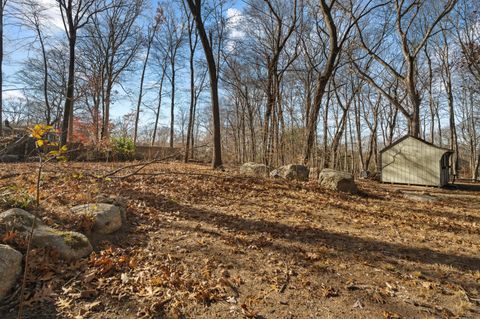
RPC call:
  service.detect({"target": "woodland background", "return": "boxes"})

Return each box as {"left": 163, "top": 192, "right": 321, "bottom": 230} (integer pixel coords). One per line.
{"left": 1, "top": 0, "right": 479, "bottom": 178}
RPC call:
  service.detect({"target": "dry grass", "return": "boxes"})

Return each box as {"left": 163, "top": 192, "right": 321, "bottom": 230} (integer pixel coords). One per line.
{"left": 0, "top": 161, "right": 479, "bottom": 318}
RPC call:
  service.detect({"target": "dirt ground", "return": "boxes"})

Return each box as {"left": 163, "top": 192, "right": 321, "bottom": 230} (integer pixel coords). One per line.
{"left": 0, "top": 162, "right": 479, "bottom": 319}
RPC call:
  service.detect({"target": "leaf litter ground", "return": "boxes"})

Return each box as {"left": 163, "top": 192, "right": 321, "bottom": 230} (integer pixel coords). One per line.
{"left": 0, "top": 162, "right": 479, "bottom": 318}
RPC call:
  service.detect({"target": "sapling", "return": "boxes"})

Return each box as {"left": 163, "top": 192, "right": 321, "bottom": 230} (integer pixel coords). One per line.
{"left": 17, "top": 124, "right": 67, "bottom": 319}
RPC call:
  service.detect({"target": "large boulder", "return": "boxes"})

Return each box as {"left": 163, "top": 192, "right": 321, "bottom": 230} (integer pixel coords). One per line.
{"left": 402, "top": 192, "right": 438, "bottom": 203}
{"left": 32, "top": 228, "right": 92, "bottom": 260}
{"left": 0, "top": 208, "right": 92, "bottom": 260}
{"left": 0, "top": 208, "right": 39, "bottom": 232}
{"left": 0, "top": 245, "right": 22, "bottom": 300}
{"left": 94, "top": 194, "right": 127, "bottom": 222}
{"left": 240, "top": 162, "right": 271, "bottom": 177}
{"left": 309, "top": 167, "right": 321, "bottom": 180}
{"left": 318, "top": 169, "right": 358, "bottom": 194}
{"left": 270, "top": 164, "right": 309, "bottom": 181}
{"left": 71, "top": 203, "right": 123, "bottom": 234}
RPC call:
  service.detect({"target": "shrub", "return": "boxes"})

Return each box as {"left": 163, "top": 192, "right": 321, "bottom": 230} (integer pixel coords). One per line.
{"left": 111, "top": 137, "right": 135, "bottom": 161}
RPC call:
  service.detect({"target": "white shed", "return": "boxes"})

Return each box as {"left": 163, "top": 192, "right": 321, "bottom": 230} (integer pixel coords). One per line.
{"left": 380, "top": 135, "right": 453, "bottom": 187}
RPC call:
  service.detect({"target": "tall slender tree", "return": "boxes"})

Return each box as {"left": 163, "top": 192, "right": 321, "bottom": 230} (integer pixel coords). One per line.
{"left": 185, "top": 0, "right": 222, "bottom": 168}
{"left": 57, "top": 0, "right": 109, "bottom": 145}
{"left": 134, "top": 6, "right": 164, "bottom": 145}
{"left": 0, "top": 0, "right": 7, "bottom": 136}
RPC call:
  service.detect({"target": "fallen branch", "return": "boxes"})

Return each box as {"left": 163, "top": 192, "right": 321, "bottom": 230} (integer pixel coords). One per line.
{"left": 126, "top": 171, "right": 268, "bottom": 181}
{"left": 101, "top": 152, "right": 181, "bottom": 179}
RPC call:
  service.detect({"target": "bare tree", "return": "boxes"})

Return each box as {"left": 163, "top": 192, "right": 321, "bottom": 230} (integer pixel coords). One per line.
{"left": 185, "top": 0, "right": 223, "bottom": 168}
{"left": 243, "top": 0, "right": 299, "bottom": 165}
{"left": 149, "top": 22, "right": 172, "bottom": 147}
{"left": 17, "top": 45, "right": 68, "bottom": 126}
{"left": 94, "top": 0, "right": 144, "bottom": 141}
{"left": 133, "top": 5, "right": 164, "bottom": 145}
{"left": 150, "top": 53, "right": 168, "bottom": 146}
{"left": 0, "top": 0, "right": 7, "bottom": 135}
{"left": 181, "top": 0, "right": 208, "bottom": 162}
{"left": 435, "top": 27, "right": 459, "bottom": 176}
{"left": 353, "top": 0, "right": 457, "bottom": 139}
{"left": 455, "top": 0, "right": 480, "bottom": 179}
{"left": 160, "top": 2, "right": 186, "bottom": 148}
{"left": 16, "top": 0, "right": 54, "bottom": 124}
{"left": 302, "top": 0, "right": 380, "bottom": 164}
{"left": 57, "top": 0, "right": 109, "bottom": 145}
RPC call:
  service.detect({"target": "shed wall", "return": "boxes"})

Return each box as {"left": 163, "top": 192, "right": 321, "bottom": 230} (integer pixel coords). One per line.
{"left": 381, "top": 137, "right": 445, "bottom": 186}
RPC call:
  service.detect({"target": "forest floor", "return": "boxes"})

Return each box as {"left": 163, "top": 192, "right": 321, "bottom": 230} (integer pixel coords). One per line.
{"left": 0, "top": 161, "right": 479, "bottom": 319}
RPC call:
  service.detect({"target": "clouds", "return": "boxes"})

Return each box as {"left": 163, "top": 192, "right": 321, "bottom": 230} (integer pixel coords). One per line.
{"left": 226, "top": 8, "right": 245, "bottom": 40}
{"left": 3, "top": 90, "right": 26, "bottom": 101}
{"left": 36, "top": 0, "right": 65, "bottom": 32}
{"left": 225, "top": 7, "right": 245, "bottom": 52}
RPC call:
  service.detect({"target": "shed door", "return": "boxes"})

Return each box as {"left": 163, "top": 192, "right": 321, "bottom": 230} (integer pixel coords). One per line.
{"left": 440, "top": 154, "right": 450, "bottom": 186}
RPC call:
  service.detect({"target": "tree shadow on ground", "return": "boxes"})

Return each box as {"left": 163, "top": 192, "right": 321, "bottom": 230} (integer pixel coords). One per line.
{"left": 126, "top": 188, "right": 480, "bottom": 274}
{"left": 0, "top": 299, "right": 60, "bottom": 319}
{"left": 327, "top": 199, "right": 480, "bottom": 235}
{"left": 446, "top": 182, "right": 480, "bottom": 192}
{"left": 123, "top": 187, "right": 480, "bottom": 299}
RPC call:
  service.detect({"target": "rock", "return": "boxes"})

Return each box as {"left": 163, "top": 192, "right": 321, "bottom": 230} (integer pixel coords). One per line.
{"left": 403, "top": 192, "right": 438, "bottom": 203}
{"left": 318, "top": 169, "right": 358, "bottom": 194}
{"left": 94, "top": 195, "right": 127, "bottom": 222}
{"left": 0, "top": 244, "right": 22, "bottom": 300}
{"left": 270, "top": 164, "right": 309, "bottom": 181}
{"left": 32, "top": 228, "right": 92, "bottom": 260}
{"left": 0, "top": 208, "right": 42, "bottom": 232}
{"left": 309, "top": 167, "right": 320, "bottom": 180}
{"left": 240, "top": 162, "right": 271, "bottom": 177}
{"left": 0, "top": 208, "right": 92, "bottom": 260}
{"left": 71, "top": 203, "right": 123, "bottom": 234}
{"left": 0, "top": 154, "right": 20, "bottom": 163}
{"left": 359, "top": 170, "right": 369, "bottom": 179}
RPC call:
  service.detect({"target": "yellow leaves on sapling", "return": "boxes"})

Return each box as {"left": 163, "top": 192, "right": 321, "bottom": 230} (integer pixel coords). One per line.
{"left": 30, "top": 124, "right": 68, "bottom": 161}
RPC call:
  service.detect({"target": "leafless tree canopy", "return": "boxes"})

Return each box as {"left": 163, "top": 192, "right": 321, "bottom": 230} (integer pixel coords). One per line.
{"left": 2, "top": 0, "right": 480, "bottom": 178}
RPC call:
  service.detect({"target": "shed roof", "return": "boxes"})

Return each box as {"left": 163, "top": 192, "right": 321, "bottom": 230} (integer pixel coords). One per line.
{"left": 379, "top": 135, "right": 453, "bottom": 154}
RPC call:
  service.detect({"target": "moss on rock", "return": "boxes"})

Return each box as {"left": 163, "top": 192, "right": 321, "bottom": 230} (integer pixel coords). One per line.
{"left": 60, "top": 231, "right": 90, "bottom": 250}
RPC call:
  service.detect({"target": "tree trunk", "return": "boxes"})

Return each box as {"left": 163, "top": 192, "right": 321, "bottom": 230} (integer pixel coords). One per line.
{"left": 185, "top": 25, "right": 197, "bottom": 162}
{"left": 425, "top": 47, "right": 435, "bottom": 143}
{"left": 152, "top": 67, "right": 166, "bottom": 146}
{"left": 263, "top": 59, "right": 275, "bottom": 165}
{"left": 68, "top": 104, "right": 73, "bottom": 142}
{"left": 447, "top": 80, "right": 458, "bottom": 176}
{"left": 32, "top": 22, "right": 51, "bottom": 125}
{"left": 303, "top": 0, "right": 339, "bottom": 164}
{"left": 405, "top": 55, "right": 421, "bottom": 138}
{"left": 475, "top": 154, "right": 480, "bottom": 181}
{"left": 169, "top": 64, "right": 175, "bottom": 148}
{"left": 245, "top": 87, "right": 255, "bottom": 162}
{"left": 322, "top": 89, "right": 331, "bottom": 168}
{"left": 134, "top": 33, "right": 154, "bottom": 145}
{"left": 101, "top": 80, "right": 113, "bottom": 141}
{"left": 304, "top": 75, "right": 332, "bottom": 165}
{"left": 354, "top": 96, "right": 365, "bottom": 173}
{"left": 0, "top": 1, "right": 5, "bottom": 136}
{"left": 330, "top": 109, "right": 348, "bottom": 168}
{"left": 190, "top": 101, "right": 196, "bottom": 159}
{"left": 186, "top": 0, "right": 222, "bottom": 169}
{"left": 61, "top": 32, "right": 76, "bottom": 146}
{"left": 409, "top": 98, "right": 421, "bottom": 138}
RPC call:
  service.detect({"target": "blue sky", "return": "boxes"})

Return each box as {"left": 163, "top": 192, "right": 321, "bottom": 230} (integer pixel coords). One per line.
{"left": 3, "top": 0, "right": 243, "bottom": 130}
{"left": 3, "top": 0, "right": 163, "bottom": 123}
